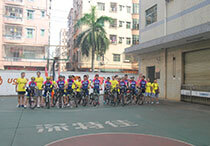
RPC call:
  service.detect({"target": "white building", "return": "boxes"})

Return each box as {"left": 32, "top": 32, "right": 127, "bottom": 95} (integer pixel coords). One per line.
{"left": 125, "top": 0, "right": 210, "bottom": 104}
{"left": 67, "top": 0, "right": 139, "bottom": 73}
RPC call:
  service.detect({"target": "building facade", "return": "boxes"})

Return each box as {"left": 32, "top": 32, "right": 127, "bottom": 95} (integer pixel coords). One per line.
{"left": 0, "top": 0, "right": 50, "bottom": 71}
{"left": 55, "top": 28, "right": 68, "bottom": 72}
{"left": 67, "top": 0, "right": 139, "bottom": 73}
{"left": 125, "top": 0, "right": 210, "bottom": 104}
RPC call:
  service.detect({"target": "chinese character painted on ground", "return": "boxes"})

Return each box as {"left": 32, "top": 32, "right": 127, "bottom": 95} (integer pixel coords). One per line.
{"left": 72, "top": 122, "right": 104, "bottom": 130}
{"left": 36, "top": 123, "right": 69, "bottom": 133}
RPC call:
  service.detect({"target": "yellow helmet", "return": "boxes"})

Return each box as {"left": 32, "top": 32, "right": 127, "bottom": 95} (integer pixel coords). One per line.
{"left": 46, "top": 77, "right": 50, "bottom": 80}
{"left": 31, "top": 77, "right": 35, "bottom": 80}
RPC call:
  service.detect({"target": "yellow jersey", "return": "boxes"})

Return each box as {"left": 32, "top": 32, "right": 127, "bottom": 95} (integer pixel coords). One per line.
{"left": 16, "top": 78, "right": 27, "bottom": 92}
{"left": 152, "top": 83, "right": 159, "bottom": 94}
{"left": 35, "top": 77, "right": 44, "bottom": 90}
{"left": 75, "top": 81, "right": 82, "bottom": 92}
{"left": 146, "top": 82, "right": 152, "bottom": 93}
{"left": 111, "top": 80, "right": 119, "bottom": 89}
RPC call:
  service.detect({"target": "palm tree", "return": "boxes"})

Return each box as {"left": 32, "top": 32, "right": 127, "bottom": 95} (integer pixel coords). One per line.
{"left": 75, "top": 6, "right": 113, "bottom": 72}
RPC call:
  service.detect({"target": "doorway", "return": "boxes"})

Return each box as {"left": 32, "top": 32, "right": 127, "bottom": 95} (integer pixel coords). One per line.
{"left": 147, "top": 66, "right": 155, "bottom": 83}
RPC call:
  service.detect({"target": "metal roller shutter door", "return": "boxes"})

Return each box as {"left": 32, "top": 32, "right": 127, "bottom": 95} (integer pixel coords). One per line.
{"left": 184, "top": 48, "right": 210, "bottom": 86}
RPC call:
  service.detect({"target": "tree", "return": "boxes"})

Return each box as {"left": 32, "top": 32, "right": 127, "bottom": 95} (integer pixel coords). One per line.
{"left": 75, "top": 6, "right": 113, "bottom": 72}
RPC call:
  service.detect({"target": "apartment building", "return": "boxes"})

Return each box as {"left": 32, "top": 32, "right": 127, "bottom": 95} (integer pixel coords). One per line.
{"left": 66, "top": 0, "right": 139, "bottom": 73}
{"left": 125, "top": 0, "right": 210, "bottom": 104}
{"left": 55, "top": 28, "right": 68, "bottom": 72}
{"left": 0, "top": 0, "right": 50, "bottom": 71}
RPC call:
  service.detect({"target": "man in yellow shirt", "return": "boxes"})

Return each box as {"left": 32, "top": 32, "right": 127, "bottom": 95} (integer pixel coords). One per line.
{"left": 151, "top": 79, "right": 160, "bottom": 104}
{"left": 16, "top": 72, "right": 27, "bottom": 108}
{"left": 35, "top": 71, "right": 44, "bottom": 108}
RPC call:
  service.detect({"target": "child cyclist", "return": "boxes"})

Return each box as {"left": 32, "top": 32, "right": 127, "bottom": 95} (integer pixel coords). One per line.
{"left": 139, "top": 75, "right": 147, "bottom": 97}
{"left": 42, "top": 77, "right": 54, "bottom": 105}
{"left": 25, "top": 77, "right": 37, "bottom": 108}
{"left": 75, "top": 76, "right": 82, "bottom": 104}
{"left": 81, "top": 75, "right": 90, "bottom": 104}
{"left": 104, "top": 77, "right": 112, "bottom": 104}
{"left": 151, "top": 79, "right": 160, "bottom": 104}
{"left": 56, "top": 75, "right": 66, "bottom": 101}
{"left": 145, "top": 78, "right": 152, "bottom": 104}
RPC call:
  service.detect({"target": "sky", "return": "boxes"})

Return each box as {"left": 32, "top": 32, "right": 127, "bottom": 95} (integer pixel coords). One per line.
{"left": 50, "top": 0, "right": 73, "bottom": 56}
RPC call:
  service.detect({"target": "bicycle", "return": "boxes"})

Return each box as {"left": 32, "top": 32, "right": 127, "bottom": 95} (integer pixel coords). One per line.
{"left": 27, "top": 87, "right": 37, "bottom": 109}
{"left": 67, "top": 89, "right": 78, "bottom": 108}
{"left": 81, "top": 88, "right": 89, "bottom": 106}
{"left": 54, "top": 88, "right": 65, "bottom": 108}
{"left": 45, "top": 87, "right": 52, "bottom": 109}
{"left": 136, "top": 88, "right": 145, "bottom": 105}
{"left": 90, "top": 88, "right": 100, "bottom": 107}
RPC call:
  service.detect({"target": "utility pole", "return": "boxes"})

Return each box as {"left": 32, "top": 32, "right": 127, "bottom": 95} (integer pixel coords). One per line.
{"left": 47, "top": 0, "right": 52, "bottom": 71}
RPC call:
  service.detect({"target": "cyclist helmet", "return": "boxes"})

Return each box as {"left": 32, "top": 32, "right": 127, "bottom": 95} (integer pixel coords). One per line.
{"left": 46, "top": 77, "right": 50, "bottom": 80}
{"left": 58, "top": 75, "right": 62, "bottom": 78}
{"left": 130, "top": 76, "right": 135, "bottom": 79}
{"left": 68, "top": 75, "right": 72, "bottom": 78}
{"left": 31, "top": 77, "right": 35, "bottom": 80}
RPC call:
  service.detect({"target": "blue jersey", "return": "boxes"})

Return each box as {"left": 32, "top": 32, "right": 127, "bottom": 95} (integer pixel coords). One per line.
{"left": 105, "top": 81, "right": 111, "bottom": 89}
{"left": 56, "top": 80, "right": 65, "bottom": 89}
{"left": 93, "top": 79, "right": 100, "bottom": 89}
{"left": 119, "top": 81, "right": 127, "bottom": 88}
{"left": 82, "top": 80, "right": 89, "bottom": 89}
{"left": 67, "top": 79, "right": 74, "bottom": 89}
{"left": 130, "top": 80, "right": 137, "bottom": 89}
{"left": 140, "top": 80, "right": 147, "bottom": 89}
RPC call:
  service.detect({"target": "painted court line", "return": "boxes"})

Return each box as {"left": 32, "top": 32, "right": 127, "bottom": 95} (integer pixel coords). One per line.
{"left": 46, "top": 132, "right": 194, "bottom": 146}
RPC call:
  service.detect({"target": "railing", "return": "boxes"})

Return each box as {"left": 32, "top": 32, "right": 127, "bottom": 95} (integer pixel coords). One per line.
{"left": 3, "top": 35, "right": 22, "bottom": 40}
{"left": 4, "top": 57, "right": 46, "bottom": 62}
{"left": 4, "top": 15, "right": 23, "bottom": 21}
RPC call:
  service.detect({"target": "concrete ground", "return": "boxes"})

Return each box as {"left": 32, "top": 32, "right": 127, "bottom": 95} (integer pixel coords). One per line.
{"left": 0, "top": 97, "right": 210, "bottom": 146}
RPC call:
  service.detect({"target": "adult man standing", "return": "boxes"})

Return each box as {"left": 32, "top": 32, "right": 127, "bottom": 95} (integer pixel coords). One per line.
{"left": 35, "top": 71, "right": 44, "bottom": 108}
{"left": 16, "top": 72, "right": 27, "bottom": 108}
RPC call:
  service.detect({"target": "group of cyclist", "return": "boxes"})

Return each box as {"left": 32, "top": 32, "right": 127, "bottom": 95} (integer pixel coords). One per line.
{"left": 15, "top": 71, "right": 160, "bottom": 109}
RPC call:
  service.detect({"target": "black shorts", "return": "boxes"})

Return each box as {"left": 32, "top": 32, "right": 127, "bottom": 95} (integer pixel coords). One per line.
{"left": 18, "top": 92, "right": 26, "bottom": 95}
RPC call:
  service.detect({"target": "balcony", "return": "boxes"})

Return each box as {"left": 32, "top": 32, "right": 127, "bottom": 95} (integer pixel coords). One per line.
{"left": 4, "top": 6, "right": 23, "bottom": 24}
{"left": 4, "top": 0, "right": 24, "bottom": 6}
{"left": 3, "top": 25, "right": 23, "bottom": 43}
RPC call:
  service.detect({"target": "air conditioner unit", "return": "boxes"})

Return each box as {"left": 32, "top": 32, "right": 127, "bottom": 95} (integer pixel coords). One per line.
{"left": 124, "top": 60, "right": 130, "bottom": 63}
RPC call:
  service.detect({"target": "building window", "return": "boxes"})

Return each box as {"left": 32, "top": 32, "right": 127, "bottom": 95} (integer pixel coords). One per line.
{"left": 133, "top": 3, "right": 139, "bottom": 14}
{"left": 113, "top": 54, "right": 121, "bottom": 62}
{"left": 110, "top": 2, "right": 117, "bottom": 12}
{"left": 127, "top": 6, "right": 131, "bottom": 13}
{"left": 119, "top": 37, "right": 123, "bottom": 44}
{"left": 119, "top": 5, "right": 123, "bottom": 11}
{"left": 132, "top": 35, "right": 139, "bottom": 45}
{"left": 41, "top": 11, "right": 45, "bottom": 17}
{"left": 4, "top": 6, "right": 23, "bottom": 20}
{"left": 119, "top": 21, "right": 123, "bottom": 27}
{"left": 110, "top": 19, "right": 117, "bottom": 28}
{"left": 41, "top": 29, "right": 45, "bottom": 36}
{"left": 97, "top": 2, "right": 105, "bottom": 11}
{"left": 27, "top": 10, "right": 34, "bottom": 20}
{"left": 126, "top": 22, "right": 131, "bottom": 29}
{"left": 27, "top": 28, "right": 34, "bottom": 38}
{"left": 110, "top": 35, "right": 117, "bottom": 44}
{"left": 146, "top": 4, "right": 157, "bottom": 26}
{"left": 126, "top": 37, "right": 131, "bottom": 45}
{"left": 132, "top": 19, "right": 139, "bottom": 30}
{"left": 4, "top": 25, "right": 22, "bottom": 39}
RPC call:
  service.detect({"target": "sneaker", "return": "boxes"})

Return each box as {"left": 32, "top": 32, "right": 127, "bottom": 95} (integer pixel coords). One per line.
{"left": 145, "top": 102, "right": 148, "bottom": 104}
{"left": 67, "top": 104, "right": 70, "bottom": 107}
{"left": 24, "top": 105, "right": 27, "bottom": 109}
{"left": 151, "top": 102, "right": 154, "bottom": 104}
{"left": 37, "top": 104, "right": 40, "bottom": 108}
{"left": 156, "top": 102, "right": 159, "bottom": 104}
{"left": 17, "top": 104, "right": 21, "bottom": 108}
{"left": 21, "top": 105, "right": 24, "bottom": 108}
